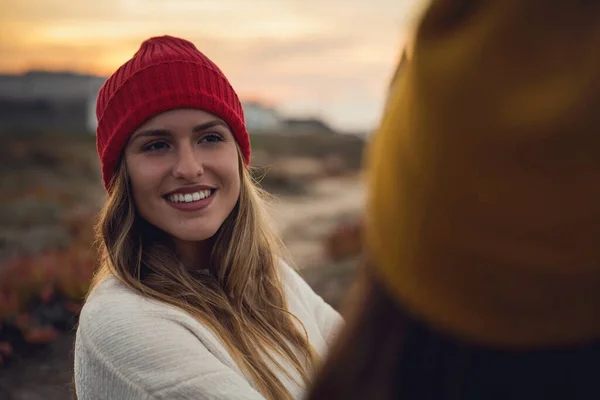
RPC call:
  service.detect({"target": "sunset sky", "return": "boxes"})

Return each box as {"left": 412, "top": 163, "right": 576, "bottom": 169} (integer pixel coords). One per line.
{"left": 1, "top": 0, "right": 426, "bottom": 131}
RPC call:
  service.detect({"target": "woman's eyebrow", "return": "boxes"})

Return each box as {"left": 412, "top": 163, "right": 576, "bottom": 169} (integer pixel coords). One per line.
{"left": 131, "top": 129, "right": 172, "bottom": 140}
{"left": 131, "top": 119, "right": 229, "bottom": 141}
{"left": 192, "top": 120, "right": 229, "bottom": 132}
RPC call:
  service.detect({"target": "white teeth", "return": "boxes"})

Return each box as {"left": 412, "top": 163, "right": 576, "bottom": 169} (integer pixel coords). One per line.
{"left": 167, "top": 190, "right": 213, "bottom": 203}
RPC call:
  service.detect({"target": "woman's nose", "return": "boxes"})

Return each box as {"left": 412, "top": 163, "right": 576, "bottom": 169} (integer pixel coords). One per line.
{"left": 172, "top": 143, "right": 203, "bottom": 180}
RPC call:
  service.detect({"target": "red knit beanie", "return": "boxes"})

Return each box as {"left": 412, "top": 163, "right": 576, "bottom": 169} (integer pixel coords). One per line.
{"left": 95, "top": 35, "right": 250, "bottom": 191}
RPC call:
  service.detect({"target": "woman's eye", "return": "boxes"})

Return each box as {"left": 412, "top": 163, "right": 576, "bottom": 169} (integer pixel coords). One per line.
{"left": 200, "top": 134, "right": 223, "bottom": 144}
{"left": 142, "top": 141, "right": 169, "bottom": 152}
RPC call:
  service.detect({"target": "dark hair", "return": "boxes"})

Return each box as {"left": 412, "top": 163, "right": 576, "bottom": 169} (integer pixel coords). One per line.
{"left": 308, "top": 262, "right": 600, "bottom": 400}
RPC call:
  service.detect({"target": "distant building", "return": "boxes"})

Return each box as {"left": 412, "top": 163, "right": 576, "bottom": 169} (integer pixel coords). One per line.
{"left": 282, "top": 117, "right": 336, "bottom": 135}
{"left": 0, "top": 71, "right": 105, "bottom": 134}
{"left": 242, "top": 100, "right": 284, "bottom": 133}
{"left": 242, "top": 101, "right": 336, "bottom": 136}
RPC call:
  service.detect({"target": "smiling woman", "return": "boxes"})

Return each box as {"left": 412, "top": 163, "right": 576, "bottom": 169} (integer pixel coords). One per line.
{"left": 124, "top": 110, "right": 240, "bottom": 246}
{"left": 73, "top": 35, "right": 343, "bottom": 400}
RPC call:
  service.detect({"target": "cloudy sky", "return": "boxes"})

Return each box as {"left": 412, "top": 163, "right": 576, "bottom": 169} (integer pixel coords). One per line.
{"left": 1, "top": 0, "right": 427, "bottom": 131}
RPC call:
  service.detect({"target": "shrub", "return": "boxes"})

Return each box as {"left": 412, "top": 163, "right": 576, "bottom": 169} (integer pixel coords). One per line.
{"left": 0, "top": 245, "right": 96, "bottom": 366}
{"left": 325, "top": 219, "right": 363, "bottom": 262}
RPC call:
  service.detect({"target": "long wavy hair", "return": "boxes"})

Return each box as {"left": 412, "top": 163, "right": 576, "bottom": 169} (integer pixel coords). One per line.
{"left": 87, "top": 150, "right": 319, "bottom": 400}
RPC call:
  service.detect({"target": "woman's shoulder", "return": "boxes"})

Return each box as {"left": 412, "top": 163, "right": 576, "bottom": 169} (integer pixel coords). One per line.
{"left": 81, "top": 275, "right": 166, "bottom": 320}
{"left": 277, "top": 259, "right": 344, "bottom": 345}
{"left": 74, "top": 276, "right": 260, "bottom": 399}
{"left": 277, "top": 259, "right": 309, "bottom": 293}
{"left": 76, "top": 275, "right": 193, "bottom": 347}
{"left": 276, "top": 259, "right": 332, "bottom": 314}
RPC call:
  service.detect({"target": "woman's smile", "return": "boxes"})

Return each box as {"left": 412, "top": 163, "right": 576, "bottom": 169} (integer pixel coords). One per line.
{"left": 163, "top": 187, "right": 217, "bottom": 212}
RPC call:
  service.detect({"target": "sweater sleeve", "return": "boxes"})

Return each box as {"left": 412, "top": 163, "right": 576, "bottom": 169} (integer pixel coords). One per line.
{"left": 279, "top": 261, "right": 344, "bottom": 346}
{"left": 74, "top": 289, "right": 266, "bottom": 400}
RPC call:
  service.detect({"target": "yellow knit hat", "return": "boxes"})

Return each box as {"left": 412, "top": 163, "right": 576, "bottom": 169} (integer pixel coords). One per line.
{"left": 364, "top": 0, "right": 600, "bottom": 348}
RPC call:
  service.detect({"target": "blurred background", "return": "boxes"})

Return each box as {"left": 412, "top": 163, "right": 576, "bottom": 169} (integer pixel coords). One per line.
{"left": 0, "top": 0, "right": 425, "bottom": 398}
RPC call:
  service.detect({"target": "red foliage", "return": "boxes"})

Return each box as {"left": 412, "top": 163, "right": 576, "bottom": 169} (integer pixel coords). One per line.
{"left": 0, "top": 214, "right": 98, "bottom": 365}
{"left": 325, "top": 219, "right": 363, "bottom": 261}
{"left": 23, "top": 326, "right": 60, "bottom": 345}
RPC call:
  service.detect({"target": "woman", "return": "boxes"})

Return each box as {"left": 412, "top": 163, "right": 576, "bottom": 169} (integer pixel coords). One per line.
{"left": 308, "top": 0, "right": 600, "bottom": 399}
{"left": 73, "top": 35, "right": 342, "bottom": 400}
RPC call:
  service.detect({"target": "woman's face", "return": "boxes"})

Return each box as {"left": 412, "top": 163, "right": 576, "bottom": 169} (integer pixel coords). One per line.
{"left": 124, "top": 108, "right": 241, "bottom": 242}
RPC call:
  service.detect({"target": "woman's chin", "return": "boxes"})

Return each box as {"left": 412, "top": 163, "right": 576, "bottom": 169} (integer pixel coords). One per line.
{"left": 168, "top": 227, "right": 219, "bottom": 243}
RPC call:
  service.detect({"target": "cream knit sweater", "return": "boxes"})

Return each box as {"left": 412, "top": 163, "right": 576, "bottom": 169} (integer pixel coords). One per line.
{"left": 74, "top": 263, "right": 343, "bottom": 399}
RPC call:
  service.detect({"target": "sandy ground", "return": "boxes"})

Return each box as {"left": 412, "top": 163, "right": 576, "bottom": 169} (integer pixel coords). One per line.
{"left": 0, "top": 175, "right": 364, "bottom": 400}
{"left": 269, "top": 175, "right": 365, "bottom": 269}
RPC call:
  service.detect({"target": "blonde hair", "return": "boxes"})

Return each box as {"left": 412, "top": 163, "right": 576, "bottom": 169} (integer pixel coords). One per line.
{"left": 89, "top": 151, "right": 319, "bottom": 400}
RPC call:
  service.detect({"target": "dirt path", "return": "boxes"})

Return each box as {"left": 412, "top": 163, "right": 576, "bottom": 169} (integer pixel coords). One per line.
{"left": 269, "top": 175, "right": 364, "bottom": 269}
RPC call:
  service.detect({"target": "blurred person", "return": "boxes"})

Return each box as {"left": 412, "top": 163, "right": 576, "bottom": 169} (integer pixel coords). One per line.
{"left": 307, "top": 0, "right": 600, "bottom": 399}
{"left": 73, "top": 35, "right": 342, "bottom": 400}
